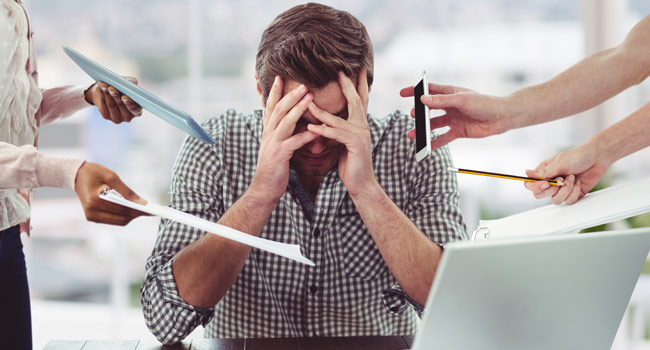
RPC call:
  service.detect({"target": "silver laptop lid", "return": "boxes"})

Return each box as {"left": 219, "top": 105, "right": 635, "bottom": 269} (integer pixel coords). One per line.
{"left": 412, "top": 228, "right": 650, "bottom": 350}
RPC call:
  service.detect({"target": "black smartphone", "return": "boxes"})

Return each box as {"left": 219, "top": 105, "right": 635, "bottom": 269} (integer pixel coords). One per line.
{"left": 414, "top": 71, "right": 430, "bottom": 162}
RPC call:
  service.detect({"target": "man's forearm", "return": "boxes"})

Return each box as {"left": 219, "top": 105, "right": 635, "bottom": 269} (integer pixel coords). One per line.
{"left": 172, "top": 186, "right": 277, "bottom": 308}
{"left": 350, "top": 181, "right": 442, "bottom": 305}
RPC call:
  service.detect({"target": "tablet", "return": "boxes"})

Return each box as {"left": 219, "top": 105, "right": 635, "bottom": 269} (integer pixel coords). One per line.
{"left": 63, "top": 46, "right": 215, "bottom": 144}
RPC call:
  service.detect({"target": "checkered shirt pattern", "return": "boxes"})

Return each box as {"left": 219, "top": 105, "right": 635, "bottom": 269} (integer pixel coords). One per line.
{"left": 141, "top": 108, "right": 467, "bottom": 345}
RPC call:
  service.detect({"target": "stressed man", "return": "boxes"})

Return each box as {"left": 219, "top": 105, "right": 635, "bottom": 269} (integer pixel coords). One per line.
{"left": 141, "top": 2, "right": 466, "bottom": 345}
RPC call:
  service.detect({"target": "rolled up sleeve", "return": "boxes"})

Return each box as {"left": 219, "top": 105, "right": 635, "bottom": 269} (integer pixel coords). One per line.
{"left": 140, "top": 131, "right": 224, "bottom": 344}
{"left": 141, "top": 231, "right": 214, "bottom": 345}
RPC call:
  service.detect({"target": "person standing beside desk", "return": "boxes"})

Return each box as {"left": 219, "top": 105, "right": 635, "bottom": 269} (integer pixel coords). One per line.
{"left": 141, "top": 2, "right": 466, "bottom": 345}
{"left": 1, "top": 0, "right": 148, "bottom": 348}
{"left": 401, "top": 14, "right": 650, "bottom": 205}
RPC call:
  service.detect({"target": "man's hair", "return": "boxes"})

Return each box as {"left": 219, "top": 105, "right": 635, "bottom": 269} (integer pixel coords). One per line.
{"left": 255, "top": 2, "right": 374, "bottom": 101}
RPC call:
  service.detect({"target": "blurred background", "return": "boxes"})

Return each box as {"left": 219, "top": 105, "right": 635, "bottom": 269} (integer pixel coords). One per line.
{"left": 21, "top": 0, "right": 650, "bottom": 348}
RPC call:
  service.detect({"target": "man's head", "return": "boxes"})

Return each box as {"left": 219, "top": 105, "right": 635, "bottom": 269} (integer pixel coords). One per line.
{"left": 255, "top": 2, "right": 374, "bottom": 103}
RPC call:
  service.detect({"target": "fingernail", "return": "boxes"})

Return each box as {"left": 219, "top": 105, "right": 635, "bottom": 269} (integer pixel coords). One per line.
{"left": 109, "top": 88, "right": 118, "bottom": 96}
{"left": 121, "top": 95, "right": 129, "bottom": 102}
{"left": 421, "top": 95, "right": 432, "bottom": 103}
{"left": 541, "top": 182, "right": 550, "bottom": 189}
{"left": 273, "top": 76, "right": 279, "bottom": 85}
{"left": 299, "top": 84, "right": 306, "bottom": 92}
{"left": 100, "top": 85, "right": 107, "bottom": 92}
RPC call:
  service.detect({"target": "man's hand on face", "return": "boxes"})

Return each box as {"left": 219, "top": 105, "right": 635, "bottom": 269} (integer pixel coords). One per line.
{"left": 250, "top": 76, "right": 319, "bottom": 203}
{"left": 307, "top": 68, "right": 377, "bottom": 197}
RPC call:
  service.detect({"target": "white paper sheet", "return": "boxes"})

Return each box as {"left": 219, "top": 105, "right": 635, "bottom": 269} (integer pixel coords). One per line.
{"left": 475, "top": 176, "right": 650, "bottom": 240}
{"left": 100, "top": 189, "right": 314, "bottom": 266}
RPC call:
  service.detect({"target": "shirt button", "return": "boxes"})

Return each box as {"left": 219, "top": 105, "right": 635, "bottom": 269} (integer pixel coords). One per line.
{"left": 313, "top": 228, "right": 321, "bottom": 238}
{"left": 309, "top": 285, "right": 318, "bottom": 295}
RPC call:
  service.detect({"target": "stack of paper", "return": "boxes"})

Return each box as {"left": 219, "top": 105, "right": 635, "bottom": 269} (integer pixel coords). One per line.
{"left": 474, "top": 176, "right": 650, "bottom": 240}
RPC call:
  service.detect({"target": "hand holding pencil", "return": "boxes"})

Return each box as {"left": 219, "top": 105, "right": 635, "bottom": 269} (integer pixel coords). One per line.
{"left": 452, "top": 142, "right": 611, "bottom": 204}
{"left": 452, "top": 142, "right": 609, "bottom": 205}
{"left": 523, "top": 144, "right": 609, "bottom": 205}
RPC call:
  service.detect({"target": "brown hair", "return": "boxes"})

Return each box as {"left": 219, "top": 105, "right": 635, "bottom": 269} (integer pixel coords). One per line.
{"left": 255, "top": 2, "right": 374, "bottom": 101}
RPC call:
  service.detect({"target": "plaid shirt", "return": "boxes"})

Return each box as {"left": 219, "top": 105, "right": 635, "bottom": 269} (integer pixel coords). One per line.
{"left": 141, "top": 109, "right": 467, "bottom": 345}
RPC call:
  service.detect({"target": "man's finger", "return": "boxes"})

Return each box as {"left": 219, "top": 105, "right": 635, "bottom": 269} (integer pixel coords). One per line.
{"left": 284, "top": 130, "right": 319, "bottom": 152}
{"left": 338, "top": 71, "right": 363, "bottom": 123}
{"left": 275, "top": 93, "right": 313, "bottom": 139}
{"left": 307, "top": 123, "right": 355, "bottom": 145}
{"left": 308, "top": 102, "right": 346, "bottom": 130}
{"left": 357, "top": 68, "right": 369, "bottom": 110}
{"left": 264, "top": 76, "right": 283, "bottom": 127}
{"left": 268, "top": 83, "right": 307, "bottom": 131}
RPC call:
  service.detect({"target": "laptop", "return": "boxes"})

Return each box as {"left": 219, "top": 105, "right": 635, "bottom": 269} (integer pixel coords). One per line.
{"left": 411, "top": 228, "right": 650, "bottom": 350}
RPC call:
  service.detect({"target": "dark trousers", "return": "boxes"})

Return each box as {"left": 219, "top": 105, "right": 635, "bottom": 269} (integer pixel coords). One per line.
{"left": 0, "top": 225, "right": 32, "bottom": 350}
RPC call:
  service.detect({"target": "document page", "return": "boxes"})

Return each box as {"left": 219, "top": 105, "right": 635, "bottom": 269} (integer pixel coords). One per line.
{"left": 100, "top": 189, "right": 314, "bottom": 266}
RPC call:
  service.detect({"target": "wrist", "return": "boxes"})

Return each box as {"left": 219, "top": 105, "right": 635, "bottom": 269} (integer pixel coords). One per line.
{"left": 499, "top": 94, "right": 526, "bottom": 132}
{"left": 348, "top": 179, "right": 385, "bottom": 205}
{"left": 245, "top": 181, "right": 282, "bottom": 209}
{"left": 585, "top": 133, "right": 617, "bottom": 169}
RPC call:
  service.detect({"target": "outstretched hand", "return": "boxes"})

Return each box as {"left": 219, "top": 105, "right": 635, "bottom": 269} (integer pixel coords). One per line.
{"left": 85, "top": 78, "right": 143, "bottom": 124}
{"left": 400, "top": 83, "right": 508, "bottom": 151}
{"left": 74, "top": 162, "right": 150, "bottom": 226}
{"left": 523, "top": 143, "right": 609, "bottom": 205}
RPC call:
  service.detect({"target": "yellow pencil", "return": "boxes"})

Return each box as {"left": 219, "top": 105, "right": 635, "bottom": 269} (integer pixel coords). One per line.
{"left": 448, "top": 167, "right": 565, "bottom": 186}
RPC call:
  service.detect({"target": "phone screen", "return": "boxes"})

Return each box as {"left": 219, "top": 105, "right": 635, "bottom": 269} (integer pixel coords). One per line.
{"left": 414, "top": 78, "right": 427, "bottom": 152}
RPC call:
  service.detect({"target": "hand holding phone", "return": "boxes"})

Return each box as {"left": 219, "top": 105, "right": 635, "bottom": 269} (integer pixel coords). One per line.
{"left": 414, "top": 71, "right": 431, "bottom": 162}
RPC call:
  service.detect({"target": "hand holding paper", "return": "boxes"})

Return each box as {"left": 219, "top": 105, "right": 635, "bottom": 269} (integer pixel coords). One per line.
{"left": 99, "top": 189, "right": 314, "bottom": 266}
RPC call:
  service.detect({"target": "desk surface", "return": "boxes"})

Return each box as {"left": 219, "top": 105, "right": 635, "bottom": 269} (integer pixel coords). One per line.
{"left": 44, "top": 336, "right": 414, "bottom": 350}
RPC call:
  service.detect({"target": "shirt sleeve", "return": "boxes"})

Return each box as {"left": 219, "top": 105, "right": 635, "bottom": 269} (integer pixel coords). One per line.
{"left": 36, "top": 85, "right": 90, "bottom": 127}
{"left": 0, "top": 142, "right": 84, "bottom": 189}
{"left": 381, "top": 127, "right": 467, "bottom": 316}
{"left": 140, "top": 127, "right": 225, "bottom": 345}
